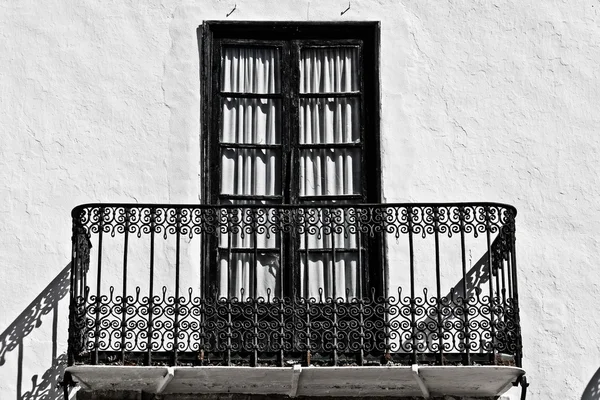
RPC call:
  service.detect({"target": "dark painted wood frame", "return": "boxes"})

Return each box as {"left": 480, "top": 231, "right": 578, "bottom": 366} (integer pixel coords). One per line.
{"left": 199, "top": 21, "right": 383, "bottom": 299}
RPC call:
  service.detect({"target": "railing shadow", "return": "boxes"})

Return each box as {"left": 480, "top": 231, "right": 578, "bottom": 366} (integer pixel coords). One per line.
{"left": 398, "top": 234, "right": 517, "bottom": 362}
{"left": 397, "top": 247, "right": 491, "bottom": 344}
{"left": 582, "top": 367, "right": 600, "bottom": 400}
{"left": 447, "top": 244, "right": 492, "bottom": 303}
{"left": 0, "top": 263, "right": 70, "bottom": 400}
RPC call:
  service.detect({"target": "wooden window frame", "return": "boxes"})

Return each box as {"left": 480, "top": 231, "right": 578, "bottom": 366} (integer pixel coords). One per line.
{"left": 199, "top": 21, "right": 383, "bottom": 298}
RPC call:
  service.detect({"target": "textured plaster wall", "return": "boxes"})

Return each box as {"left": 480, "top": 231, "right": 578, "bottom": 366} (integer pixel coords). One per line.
{"left": 1, "top": 0, "right": 599, "bottom": 399}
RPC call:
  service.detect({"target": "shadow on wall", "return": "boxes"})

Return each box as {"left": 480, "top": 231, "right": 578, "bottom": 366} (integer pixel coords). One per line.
{"left": 400, "top": 237, "right": 508, "bottom": 352}
{"left": 447, "top": 246, "right": 492, "bottom": 301}
{"left": 0, "top": 264, "right": 70, "bottom": 400}
{"left": 582, "top": 367, "right": 600, "bottom": 400}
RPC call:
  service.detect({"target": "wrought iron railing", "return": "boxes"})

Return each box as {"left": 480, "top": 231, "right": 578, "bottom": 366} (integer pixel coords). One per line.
{"left": 68, "top": 203, "right": 522, "bottom": 368}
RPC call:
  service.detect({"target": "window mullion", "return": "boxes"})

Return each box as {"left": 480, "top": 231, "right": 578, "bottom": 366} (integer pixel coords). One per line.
{"left": 357, "top": 42, "right": 367, "bottom": 203}
{"left": 288, "top": 40, "right": 301, "bottom": 205}
{"left": 211, "top": 39, "right": 224, "bottom": 206}
{"left": 287, "top": 40, "right": 302, "bottom": 300}
{"left": 206, "top": 39, "right": 224, "bottom": 293}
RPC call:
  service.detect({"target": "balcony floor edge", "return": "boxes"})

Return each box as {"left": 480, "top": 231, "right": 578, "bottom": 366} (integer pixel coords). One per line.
{"left": 66, "top": 365, "right": 525, "bottom": 398}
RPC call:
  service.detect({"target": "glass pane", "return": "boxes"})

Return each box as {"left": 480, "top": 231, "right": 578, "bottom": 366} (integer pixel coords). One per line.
{"left": 300, "top": 47, "right": 359, "bottom": 93}
{"left": 221, "top": 47, "right": 281, "bottom": 93}
{"left": 300, "top": 252, "right": 358, "bottom": 299}
{"left": 300, "top": 97, "right": 359, "bottom": 144}
{"left": 218, "top": 252, "right": 280, "bottom": 299}
{"left": 221, "top": 98, "right": 281, "bottom": 144}
{"left": 221, "top": 148, "right": 281, "bottom": 196}
{"left": 299, "top": 148, "right": 361, "bottom": 196}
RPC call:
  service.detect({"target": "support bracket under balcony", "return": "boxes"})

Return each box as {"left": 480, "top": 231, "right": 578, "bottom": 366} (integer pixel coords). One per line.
{"left": 156, "top": 367, "right": 175, "bottom": 394}
{"left": 289, "top": 364, "right": 302, "bottom": 397}
{"left": 513, "top": 375, "right": 529, "bottom": 400}
{"left": 411, "top": 364, "right": 430, "bottom": 398}
{"left": 59, "top": 371, "right": 81, "bottom": 400}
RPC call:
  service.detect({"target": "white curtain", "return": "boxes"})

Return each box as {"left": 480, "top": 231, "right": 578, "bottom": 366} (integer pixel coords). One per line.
{"left": 219, "top": 46, "right": 361, "bottom": 300}
{"left": 219, "top": 47, "right": 282, "bottom": 299}
{"left": 299, "top": 48, "right": 361, "bottom": 300}
{"left": 222, "top": 47, "right": 281, "bottom": 94}
{"left": 300, "top": 48, "right": 359, "bottom": 94}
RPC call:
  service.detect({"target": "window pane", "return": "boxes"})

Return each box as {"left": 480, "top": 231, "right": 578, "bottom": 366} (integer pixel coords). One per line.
{"left": 300, "top": 252, "right": 358, "bottom": 299}
{"left": 221, "top": 98, "right": 281, "bottom": 144}
{"left": 217, "top": 201, "right": 281, "bottom": 299}
{"left": 299, "top": 148, "right": 361, "bottom": 196}
{"left": 221, "top": 148, "right": 281, "bottom": 196}
{"left": 218, "top": 252, "right": 280, "bottom": 299}
{"left": 300, "top": 97, "right": 359, "bottom": 144}
{"left": 300, "top": 47, "right": 359, "bottom": 93}
{"left": 221, "top": 47, "right": 281, "bottom": 93}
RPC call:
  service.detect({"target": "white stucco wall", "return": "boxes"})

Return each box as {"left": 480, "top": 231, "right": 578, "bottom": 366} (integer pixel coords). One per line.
{"left": 2, "top": 0, "right": 600, "bottom": 399}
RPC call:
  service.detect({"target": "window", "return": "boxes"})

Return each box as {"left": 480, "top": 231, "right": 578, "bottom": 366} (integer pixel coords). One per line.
{"left": 201, "top": 22, "right": 381, "bottom": 300}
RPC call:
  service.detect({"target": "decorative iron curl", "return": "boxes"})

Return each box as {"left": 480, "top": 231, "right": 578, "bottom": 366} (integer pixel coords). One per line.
{"left": 72, "top": 203, "right": 517, "bottom": 242}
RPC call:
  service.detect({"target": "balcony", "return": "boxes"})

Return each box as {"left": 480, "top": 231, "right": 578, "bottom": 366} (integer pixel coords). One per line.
{"left": 65, "top": 203, "right": 525, "bottom": 398}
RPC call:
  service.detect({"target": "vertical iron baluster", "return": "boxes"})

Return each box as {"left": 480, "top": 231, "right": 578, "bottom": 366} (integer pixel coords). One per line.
{"left": 147, "top": 208, "right": 156, "bottom": 366}
{"left": 407, "top": 207, "right": 417, "bottom": 365}
{"left": 226, "top": 209, "right": 232, "bottom": 365}
{"left": 198, "top": 209, "right": 205, "bottom": 365}
{"left": 279, "top": 209, "right": 285, "bottom": 299}
{"left": 304, "top": 209, "right": 311, "bottom": 365}
{"left": 355, "top": 208, "right": 364, "bottom": 366}
{"left": 305, "top": 298, "right": 311, "bottom": 366}
{"left": 71, "top": 230, "right": 78, "bottom": 307}
{"left": 199, "top": 295, "right": 206, "bottom": 366}
{"left": 506, "top": 241, "right": 514, "bottom": 301}
{"left": 121, "top": 208, "right": 130, "bottom": 363}
{"left": 81, "top": 233, "right": 88, "bottom": 301}
{"left": 303, "top": 213, "right": 311, "bottom": 364}
{"left": 330, "top": 211, "right": 338, "bottom": 366}
{"left": 501, "top": 243, "right": 507, "bottom": 304}
{"left": 355, "top": 208, "right": 363, "bottom": 299}
{"left": 77, "top": 236, "right": 87, "bottom": 351}
{"left": 93, "top": 207, "right": 105, "bottom": 365}
{"left": 509, "top": 227, "right": 522, "bottom": 367}
{"left": 433, "top": 207, "right": 443, "bottom": 365}
{"left": 495, "top": 261, "right": 501, "bottom": 304}
{"left": 278, "top": 290, "right": 284, "bottom": 367}
{"left": 226, "top": 299, "right": 232, "bottom": 366}
{"left": 279, "top": 211, "right": 285, "bottom": 366}
{"left": 485, "top": 207, "right": 496, "bottom": 364}
{"left": 173, "top": 208, "right": 181, "bottom": 366}
{"left": 330, "top": 211, "right": 337, "bottom": 299}
{"left": 68, "top": 218, "right": 79, "bottom": 366}
{"left": 500, "top": 236, "right": 508, "bottom": 358}
{"left": 199, "top": 209, "right": 204, "bottom": 299}
{"left": 304, "top": 229, "right": 309, "bottom": 300}
{"left": 385, "top": 207, "right": 397, "bottom": 362}
{"left": 252, "top": 208, "right": 258, "bottom": 298}
{"left": 252, "top": 209, "right": 258, "bottom": 367}
{"left": 494, "top": 237, "right": 501, "bottom": 324}
{"left": 459, "top": 206, "right": 470, "bottom": 365}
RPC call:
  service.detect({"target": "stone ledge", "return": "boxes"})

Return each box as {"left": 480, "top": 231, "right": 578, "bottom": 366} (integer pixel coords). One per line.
{"left": 68, "top": 365, "right": 524, "bottom": 399}
{"left": 76, "top": 391, "right": 511, "bottom": 400}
